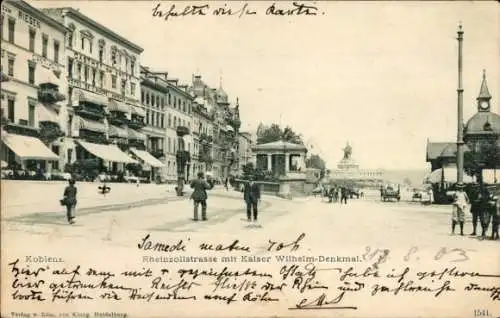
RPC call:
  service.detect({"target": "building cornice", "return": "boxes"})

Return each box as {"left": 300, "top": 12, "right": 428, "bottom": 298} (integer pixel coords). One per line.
{"left": 141, "top": 77, "right": 169, "bottom": 94}
{"left": 46, "top": 7, "right": 143, "bottom": 54}
{"left": 6, "top": 0, "right": 69, "bottom": 33}
{"left": 168, "top": 82, "right": 193, "bottom": 100}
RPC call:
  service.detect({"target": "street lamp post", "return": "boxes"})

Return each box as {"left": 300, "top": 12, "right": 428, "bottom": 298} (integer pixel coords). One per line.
{"left": 456, "top": 23, "right": 465, "bottom": 186}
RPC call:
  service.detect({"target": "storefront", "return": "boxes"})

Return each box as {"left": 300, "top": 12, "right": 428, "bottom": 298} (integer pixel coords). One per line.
{"left": 1, "top": 131, "right": 59, "bottom": 176}
{"left": 129, "top": 147, "right": 164, "bottom": 182}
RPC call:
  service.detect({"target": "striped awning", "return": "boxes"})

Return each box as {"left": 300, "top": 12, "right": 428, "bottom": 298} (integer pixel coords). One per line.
{"left": 77, "top": 140, "right": 137, "bottom": 164}
{"left": 1, "top": 132, "right": 58, "bottom": 160}
{"left": 77, "top": 116, "right": 107, "bottom": 133}
{"left": 108, "top": 125, "right": 128, "bottom": 138}
{"left": 108, "top": 99, "right": 130, "bottom": 113}
{"left": 127, "top": 128, "right": 146, "bottom": 141}
{"left": 129, "top": 148, "right": 164, "bottom": 167}
{"left": 36, "top": 103, "right": 59, "bottom": 124}
{"left": 132, "top": 106, "right": 146, "bottom": 117}
{"left": 76, "top": 89, "right": 108, "bottom": 107}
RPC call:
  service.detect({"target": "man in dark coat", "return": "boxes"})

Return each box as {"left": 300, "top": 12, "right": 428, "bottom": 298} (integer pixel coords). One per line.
{"left": 469, "top": 184, "right": 482, "bottom": 235}
{"left": 243, "top": 176, "right": 261, "bottom": 222}
{"left": 62, "top": 179, "right": 77, "bottom": 224}
{"left": 190, "top": 172, "right": 214, "bottom": 221}
{"left": 341, "top": 187, "right": 348, "bottom": 204}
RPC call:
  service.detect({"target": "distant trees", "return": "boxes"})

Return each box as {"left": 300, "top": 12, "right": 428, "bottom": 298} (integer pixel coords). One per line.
{"left": 464, "top": 140, "right": 499, "bottom": 184}
{"left": 256, "top": 123, "right": 303, "bottom": 145}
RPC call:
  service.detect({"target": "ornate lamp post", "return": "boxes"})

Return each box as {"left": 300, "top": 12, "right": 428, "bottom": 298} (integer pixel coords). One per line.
{"left": 456, "top": 23, "right": 465, "bottom": 187}
{"left": 175, "top": 125, "right": 190, "bottom": 196}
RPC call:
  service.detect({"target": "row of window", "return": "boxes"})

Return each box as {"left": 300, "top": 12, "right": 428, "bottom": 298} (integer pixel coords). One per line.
{"left": 67, "top": 57, "right": 137, "bottom": 96}
{"left": 3, "top": 97, "right": 37, "bottom": 127}
{"left": 2, "top": 16, "right": 61, "bottom": 64}
{"left": 141, "top": 89, "right": 191, "bottom": 114}
{"left": 28, "top": 28, "right": 60, "bottom": 63}
{"left": 68, "top": 31, "right": 136, "bottom": 76}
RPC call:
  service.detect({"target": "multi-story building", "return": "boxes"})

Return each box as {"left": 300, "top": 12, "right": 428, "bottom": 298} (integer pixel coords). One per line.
{"left": 192, "top": 97, "right": 214, "bottom": 177}
{"left": 166, "top": 79, "right": 193, "bottom": 181}
{"left": 237, "top": 131, "right": 252, "bottom": 174}
{"left": 190, "top": 74, "right": 241, "bottom": 181}
{"left": 139, "top": 66, "right": 168, "bottom": 181}
{"left": 42, "top": 7, "right": 147, "bottom": 178}
{"left": 1, "top": 0, "right": 67, "bottom": 173}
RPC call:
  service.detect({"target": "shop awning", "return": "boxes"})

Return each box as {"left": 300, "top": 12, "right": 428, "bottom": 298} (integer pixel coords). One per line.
{"left": 1, "top": 133, "right": 59, "bottom": 160}
{"left": 128, "top": 128, "right": 147, "bottom": 141}
{"left": 77, "top": 140, "right": 137, "bottom": 164}
{"left": 132, "top": 106, "right": 146, "bottom": 117}
{"left": 76, "top": 89, "right": 108, "bottom": 107}
{"left": 426, "top": 167, "right": 475, "bottom": 184}
{"left": 129, "top": 148, "right": 164, "bottom": 167}
{"left": 36, "top": 103, "right": 59, "bottom": 124}
{"left": 108, "top": 99, "right": 130, "bottom": 113}
{"left": 108, "top": 125, "right": 128, "bottom": 138}
{"left": 76, "top": 116, "right": 107, "bottom": 133}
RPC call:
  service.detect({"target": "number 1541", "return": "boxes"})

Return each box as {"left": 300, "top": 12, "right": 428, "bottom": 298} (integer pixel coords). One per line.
{"left": 474, "top": 309, "right": 490, "bottom": 317}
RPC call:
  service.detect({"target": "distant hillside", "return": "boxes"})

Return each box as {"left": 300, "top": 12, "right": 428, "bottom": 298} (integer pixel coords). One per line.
{"left": 382, "top": 169, "right": 429, "bottom": 186}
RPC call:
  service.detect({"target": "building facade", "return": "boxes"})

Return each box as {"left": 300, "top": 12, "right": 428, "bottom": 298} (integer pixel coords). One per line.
{"left": 1, "top": 0, "right": 67, "bottom": 174}
{"left": 237, "top": 131, "right": 252, "bottom": 174}
{"left": 42, "top": 7, "right": 152, "bottom": 180}
{"left": 426, "top": 71, "right": 499, "bottom": 175}
{"left": 192, "top": 97, "right": 214, "bottom": 178}
{"left": 190, "top": 74, "right": 241, "bottom": 181}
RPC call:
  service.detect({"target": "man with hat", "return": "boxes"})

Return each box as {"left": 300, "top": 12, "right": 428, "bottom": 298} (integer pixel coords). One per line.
{"left": 243, "top": 175, "right": 261, "bottom": 223}
{"left": 190, "top": 171, "right": 214, "bottom": 221}
{"left": 451, "top": 183, "right": 469, "bottom": 235}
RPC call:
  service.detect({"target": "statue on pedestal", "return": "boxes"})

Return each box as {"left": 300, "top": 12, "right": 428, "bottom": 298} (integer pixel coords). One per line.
{"left": 343, "top": 142, "right": 352, "bottom": 159}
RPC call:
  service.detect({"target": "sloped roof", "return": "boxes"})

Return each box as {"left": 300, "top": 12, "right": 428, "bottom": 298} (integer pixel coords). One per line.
{"left": 477, "top": 70, "right": 492, "bottom": 100}
{"left": 252, "top": 140, "right": 307, "bottom": 152}
{"left": 426, "top": 142, "right": 454, "bottom": 161}
{"left": 427, "top": 141, "right": 471, "bottom": 161}
{"left": 465, "top": 111, "right": 500, "bottom": 135}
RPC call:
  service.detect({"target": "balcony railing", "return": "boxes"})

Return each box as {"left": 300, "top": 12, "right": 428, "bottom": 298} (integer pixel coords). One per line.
{"left": 38, "top": 85, "right": 66, "bottom": 104}
{"left": 176, "top": 125, "right": 190, "bottom": 137}
{"left": 128, "top": 116, "right": 146, "bottom": 129}
{"left": 200, "top": 133, "right": 213, "bottom": 144}
{"left": 151, "top": 149, "right": 165, "bottom": 159}
{"left": 4, "top": 122, "right": 39, "bottom": 138}
{"left": 74, "top": 104, "right": 106, "bottom": 120}
{"left": 108, "top": 112, "right": 128, "bottom": 125}
{"left": 129, "top": 140, "right": 146, "bottom": 150}
{"left": 79, "top": 130, "right": 107, "bottom": 144}
{"left": 1, "top": 71, "right": 11, "bottom": 82}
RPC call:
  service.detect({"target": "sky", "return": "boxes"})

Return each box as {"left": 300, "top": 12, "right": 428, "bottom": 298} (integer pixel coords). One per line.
{"left": 33, "top": 1, "right": 499, "bottom": 170}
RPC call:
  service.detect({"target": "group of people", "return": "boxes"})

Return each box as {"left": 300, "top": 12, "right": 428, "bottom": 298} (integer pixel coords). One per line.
{"left": 59, "top": 172, "right": 261, "bottom": 225}
{"left": 452, "top": 184, "right": 499, "bottom": 240}
{"left": 322, "top": 185, "right": 353, "bottom": 204}
{"left": 189, "top": 172, "right": 261, "bottom": 223}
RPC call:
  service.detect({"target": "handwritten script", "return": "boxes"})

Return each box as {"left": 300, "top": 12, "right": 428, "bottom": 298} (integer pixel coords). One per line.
{"left": 152, "top": 2, "right": 324, "bottom": 21}
{"left": 5, "top": 234, "right": 500, "bottom": 314}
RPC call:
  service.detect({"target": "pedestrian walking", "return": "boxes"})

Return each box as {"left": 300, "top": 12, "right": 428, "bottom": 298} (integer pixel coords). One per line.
{"left": 61, "top": 179, "right": 77, "bottom": 224}
{"left": 479, "top": 187, "right": 493, "bottom": 238}
{"left": 243, "top": 176, "right": 261, "bottom": 223}
{"left": 224, "top": 177, "right": 229, "bottom": 191}
{"left": 469, "top": 184, "right": 482, "bottom": 236}
{"left": 341, "top": 187, "right": 348, "bottom": 204}
{"left": 190, "top": 172, "right": 214, "bottom": 221}
{"left": 451, "top": 184, "right": 469, "bottom": 235}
